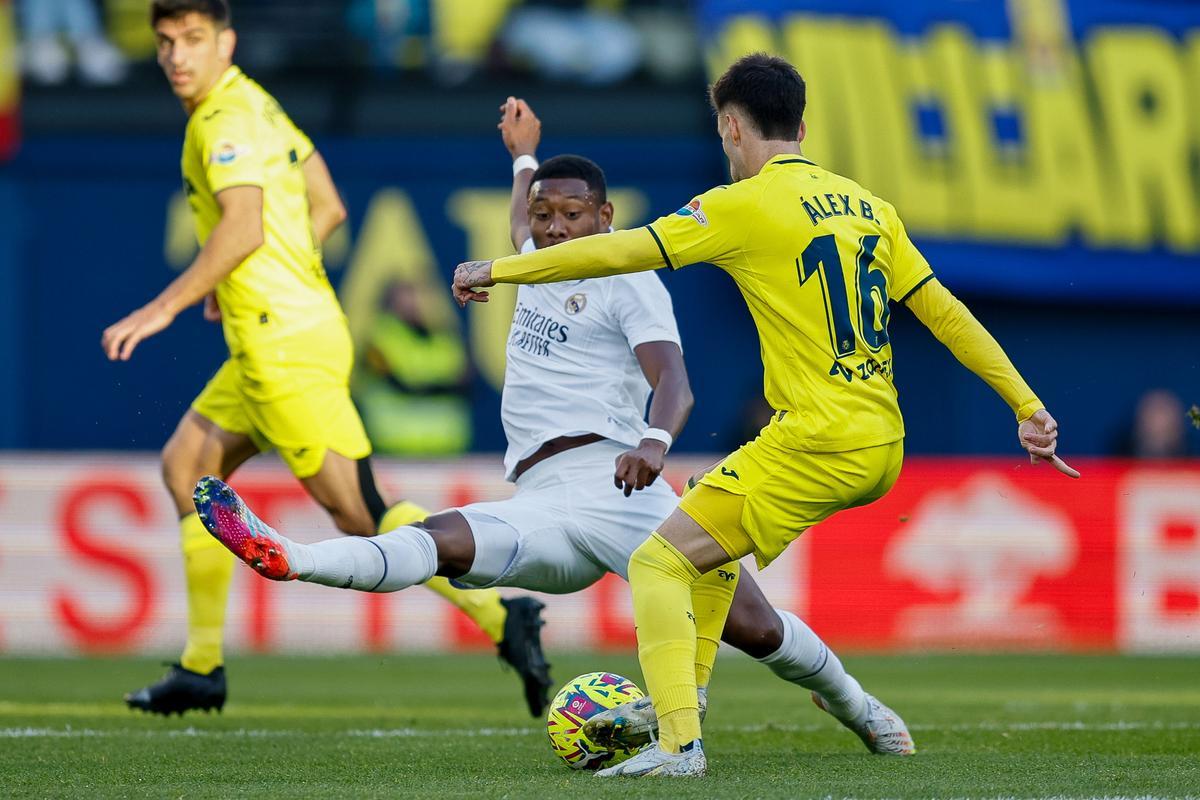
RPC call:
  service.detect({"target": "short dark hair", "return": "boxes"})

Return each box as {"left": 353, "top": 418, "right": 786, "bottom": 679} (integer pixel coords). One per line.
{"left": 709, "top": 53, "right": 806, "bottom": 141}
{"left": 151, "top": 0, "right": 231, "bottom": 27}
{"left": 530, "top": 155, "right": 607, "bottom": 205}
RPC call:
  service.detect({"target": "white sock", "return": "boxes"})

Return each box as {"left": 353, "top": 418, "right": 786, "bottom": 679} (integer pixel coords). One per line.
{"left": 298, "top": 526, "right": 438, "bottom": 592}
{"left": 758, "top": 609, "right": 867, "bottom": 723}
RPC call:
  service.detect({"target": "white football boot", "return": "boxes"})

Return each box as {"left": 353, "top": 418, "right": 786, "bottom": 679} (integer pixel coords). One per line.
{"left": 595, "top": 740, "right": 706, "bottom": 778}
{"left": 583, "top": 687, "right": 707, "bottom": 751}
{"left": 812, "top": 692, "right": 916, "bottom": 755}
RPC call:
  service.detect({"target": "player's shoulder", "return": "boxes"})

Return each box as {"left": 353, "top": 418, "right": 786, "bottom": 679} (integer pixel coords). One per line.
{"left": 189, "top": 93, "right": 257, "bottom": 144}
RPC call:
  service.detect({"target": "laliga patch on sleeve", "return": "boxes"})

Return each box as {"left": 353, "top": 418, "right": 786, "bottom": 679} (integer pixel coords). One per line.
{"left": 210, "top": 141, "right": 250, "bottom": 166}
{"left": 673, "top": 198, "right": 708, "bottom": 227}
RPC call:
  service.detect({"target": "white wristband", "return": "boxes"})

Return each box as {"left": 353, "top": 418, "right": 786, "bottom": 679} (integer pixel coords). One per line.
{"left": 513, "top": 154, "right": 539, "bottom": 176}
{"left": 641, "top": 427, "right": 673, "bottom": 452}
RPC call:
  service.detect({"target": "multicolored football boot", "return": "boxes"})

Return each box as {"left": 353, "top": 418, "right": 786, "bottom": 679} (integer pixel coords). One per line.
{"left": 193, "top": 475, "right": 298, "bottom": 581}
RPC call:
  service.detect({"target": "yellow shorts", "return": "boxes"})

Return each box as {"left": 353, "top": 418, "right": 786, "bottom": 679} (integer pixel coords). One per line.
{"left": 679, "top": 419, "right": 903, "bottom": 569}
{"left": 191, "top": 320, "right": 371, "bottom": 478}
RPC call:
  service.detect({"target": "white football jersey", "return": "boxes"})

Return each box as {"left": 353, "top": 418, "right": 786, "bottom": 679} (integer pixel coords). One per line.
{"left": 499, "top": 237, "right": 682, "bottom": 480}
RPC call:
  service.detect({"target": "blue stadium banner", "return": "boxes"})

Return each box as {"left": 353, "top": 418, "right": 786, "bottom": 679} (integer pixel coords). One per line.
{"left": 699, "top": 0, "right": 1200, "bottom": 302}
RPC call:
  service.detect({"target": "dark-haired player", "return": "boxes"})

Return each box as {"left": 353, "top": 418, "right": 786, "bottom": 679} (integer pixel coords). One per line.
{"left": 103, "top": 0, "right": 545, "bottom": 717}
{"left": 451, "top": 57, "right": 1077, "bottom": 776}
{"left": 194, "top": 98, "right": 912, "bottom": 755}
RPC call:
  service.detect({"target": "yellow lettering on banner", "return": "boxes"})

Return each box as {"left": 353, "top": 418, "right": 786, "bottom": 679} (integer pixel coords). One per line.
{"left": 1189, "top": 33, "right": 1200, "bottom": 141}
{"left": 980, "top": 43, "right": 1053, "bottom": 240}
{"left": 447, "top": 190, "right": 519, "bottom": 391}
{"left": 926, "top": 26, "right": 985, "bottom": 236}
{"left": 779, "top": 15, "right": 851, "bottom": 174}
{"left": 1089, "top": 29, "right": 1199, "bottom": 251}
{"left": 340, "top": 189, "right": 455, "bottom": 352}
{"left": 0, "top": 2, "right": 16, "bottom": 110}
{"left": 890, "top": 38, "right": 953, "bottom": 235}
{"left": 706, "top": 14, "right": 781, "bottom": 78}
{"left": 946, "top": 37, "right": 1056, "bottom": 242}
{"left": 164, "top": 190, "right": 198, "bottom": 270}
{"left": 831, "top": 21, "right": 909, "bottom": 206}
{"left": 1024, "top": 57, "right": 1115, "bottom": 247}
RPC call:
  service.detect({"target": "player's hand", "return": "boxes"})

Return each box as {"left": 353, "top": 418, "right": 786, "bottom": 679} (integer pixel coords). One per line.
{"left": 614, "top": 440, "right": 668, "bottom": 497}
{"left": 203, "top": 292, "right": 222, "bottom": 323}
{"left": 1018, "top": 408, "right": 1079, "bottom": 478}
{"left": 498, "top": 96, "right": 541, "bottom": 159}
{"left": 452, "top": 260, "right": 495, "bottom": 307}
{"left": 102, "top": 302, "right": 176, "bottom": 361}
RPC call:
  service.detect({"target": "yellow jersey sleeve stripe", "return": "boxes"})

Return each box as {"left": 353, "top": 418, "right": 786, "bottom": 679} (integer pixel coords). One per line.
{"left": 898, "top": 272, "right": 935, "bottom": 304}
{"left": 645, "top": 224, "right": 676, "bottom": 270}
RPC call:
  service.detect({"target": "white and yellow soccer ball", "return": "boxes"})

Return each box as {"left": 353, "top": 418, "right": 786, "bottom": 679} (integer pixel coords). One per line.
{"left": 545, "top": 672, "right": 645, "bottom": 770}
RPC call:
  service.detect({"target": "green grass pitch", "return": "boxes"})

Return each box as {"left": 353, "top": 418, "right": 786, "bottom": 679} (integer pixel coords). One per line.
{"left": 2, "top": 653, "right": 1198, "bottom": 798}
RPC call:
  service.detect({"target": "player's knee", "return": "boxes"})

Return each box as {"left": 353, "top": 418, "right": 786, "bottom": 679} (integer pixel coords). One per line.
{"left": 415, "top": 512, "right": 474, "bottom": 574}
{"left": 627, "top": 539, "right": 655, "bottom": 581}
{"left": 721, "top": 606, "right": 784, "bottom": 659}
{"left": 160, "top": 440, "right": 197, "bottom": 510}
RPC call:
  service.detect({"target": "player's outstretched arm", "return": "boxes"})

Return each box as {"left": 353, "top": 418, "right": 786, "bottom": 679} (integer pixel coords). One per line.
{"left": 498, "top": 96, "right": 540, "bottom": 252}
{"left": 613, "top": 341, "right": 695, "bottom": 496}
{"left": 904, "top": 278, "right": 1079, "bottom": 478}
{"left": 302, "top": 151, "right": 348, "bottom": 244}
{"left": 451, "top": 228, "right": 663, "bottom": 306}
{"left": 101, "top": 185, "right": 264, "bottom": 361}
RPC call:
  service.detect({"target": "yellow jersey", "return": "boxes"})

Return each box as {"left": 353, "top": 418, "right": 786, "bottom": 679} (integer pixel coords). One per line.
{"left": 181, "top": 66, "right": 341, "bottom": 356}
{"left": 642, "top": 154, "right": 932, "bottom": 451}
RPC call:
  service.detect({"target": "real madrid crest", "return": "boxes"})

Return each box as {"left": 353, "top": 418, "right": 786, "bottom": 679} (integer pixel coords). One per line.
{"left": 565, "top": 293, "right": 587, "bottom": 315}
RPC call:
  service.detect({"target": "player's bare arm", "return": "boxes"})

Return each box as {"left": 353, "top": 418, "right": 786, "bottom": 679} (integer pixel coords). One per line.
{"left": 102, "top": 184, "right": 264, "bottom": 361}
{"left": 499, "top": 96, "right": 541, "bottom": 250}
{"left": 903, "top": 278, "right": 1079, "bottom": 478}
{"left": 613, "top": 342, "right": 694, "bottom": 497}
{"left": 301, "top": 151, "right": 348, "bottom": 244}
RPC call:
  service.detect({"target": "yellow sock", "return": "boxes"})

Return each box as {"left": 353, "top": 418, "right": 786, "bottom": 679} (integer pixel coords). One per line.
{"left": 628, "top": 532, "right": 703, "bottom": 752}
{"left": 179, "top": 512, "right": 233, "bottom": 675}
{"left": 424, "top": 577, "right": 508, "bottom": 644}
{"left": 379, "top": 500, "right": 508, "bottom": 645}
{"left": 692, "top": 561, "right": 740, "bottom": 689}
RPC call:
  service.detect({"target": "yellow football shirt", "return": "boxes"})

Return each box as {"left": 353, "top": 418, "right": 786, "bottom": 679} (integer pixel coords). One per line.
{"left": 181, "top": 65, "right": 341, "bottom": 356}
{"left": 642, "top": 154, "right": 932, "bottom": 451}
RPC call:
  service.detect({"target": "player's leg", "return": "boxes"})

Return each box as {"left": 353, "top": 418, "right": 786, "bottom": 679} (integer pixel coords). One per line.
{"left": 269, "top": 345, "right": 514, "bottom": 649}
{"left": 722, "top": 576, "right": 914, "bottom": 755}
{"left": 126, "top": 397, "right": 259, "bottom": 715}
{"left": 592, "top": 503, "right": 744, "bottom": 777}
{"left": 722, "top": 576, "right": 864, "bottom": 714}
{"left": 369, "top": 460, "right": 509, "bottom": 648}
{"left": 193, "top": 477, "right": 564, "bottom": 715}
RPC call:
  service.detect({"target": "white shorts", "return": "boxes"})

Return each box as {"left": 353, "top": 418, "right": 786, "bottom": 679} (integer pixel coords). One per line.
{"left": 455, "top": 440, "right": 679, "bottom": 594}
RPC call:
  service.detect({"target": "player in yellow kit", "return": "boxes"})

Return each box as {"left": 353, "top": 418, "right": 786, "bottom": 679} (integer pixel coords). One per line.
{"left": 453, "top": 53, "right": 1079, "bottom": 776}
{"left": 102, "top": 0, "right": 550, "bottom": 718}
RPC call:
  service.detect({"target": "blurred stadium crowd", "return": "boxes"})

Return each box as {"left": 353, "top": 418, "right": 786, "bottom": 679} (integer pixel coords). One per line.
{"left": 2, "top": 0, "right": 1198, "bottom": 460}
{"left": 16, "top": 0, "right": 699, "bottom": 87}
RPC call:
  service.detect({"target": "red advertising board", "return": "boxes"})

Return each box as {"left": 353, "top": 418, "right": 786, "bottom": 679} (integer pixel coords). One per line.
{"left": 0, "top": 455, "right": 1197, "bottom": 654}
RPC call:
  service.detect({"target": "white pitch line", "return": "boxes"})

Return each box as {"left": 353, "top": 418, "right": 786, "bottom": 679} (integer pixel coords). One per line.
{"left": 5, "top": 719, "right": 1200, "bottom": 740}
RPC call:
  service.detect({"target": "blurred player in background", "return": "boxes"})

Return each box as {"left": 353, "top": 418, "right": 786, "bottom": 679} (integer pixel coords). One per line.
{"left": 191, "top": 97, "right": 913, "bottom": 757}
{"left": 452, "top": 54, "right": 1077, "bottom": 776}
{"left": 101, "top": 0, "right": 549, "bottom": 717}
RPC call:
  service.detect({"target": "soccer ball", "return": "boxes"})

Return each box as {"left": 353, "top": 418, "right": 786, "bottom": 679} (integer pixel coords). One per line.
{"left": 545, "top": 672, "right": 645, "bottom": 770}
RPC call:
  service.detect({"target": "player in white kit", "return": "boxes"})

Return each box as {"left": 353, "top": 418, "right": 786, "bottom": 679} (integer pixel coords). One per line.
{"left": 191, "top": 98, "right": 913, "bottom": 755}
